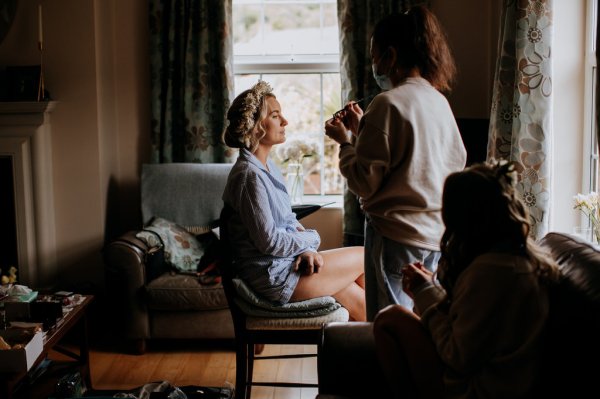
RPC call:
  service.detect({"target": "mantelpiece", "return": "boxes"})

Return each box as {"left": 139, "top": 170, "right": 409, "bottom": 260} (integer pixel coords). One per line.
{"left": 0, "top": 101, "right": 57, "bottom": 288}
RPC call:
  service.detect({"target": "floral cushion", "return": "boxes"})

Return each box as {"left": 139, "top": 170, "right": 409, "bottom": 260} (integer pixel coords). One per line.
{"left": 136, "top": 217, "right": 206, "bottom": 272}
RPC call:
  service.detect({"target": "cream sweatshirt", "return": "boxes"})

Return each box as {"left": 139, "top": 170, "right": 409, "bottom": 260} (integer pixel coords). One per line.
{"left": 339, "top": 77, "right": 466, "bottom": 250}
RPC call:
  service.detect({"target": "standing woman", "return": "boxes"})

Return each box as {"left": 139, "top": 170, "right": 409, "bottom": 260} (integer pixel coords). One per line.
{"left": 325, "top": 6, "right": 467, "bottom": 319}
{"left": 222, "top": 80, "right": 366, "bottom": 321}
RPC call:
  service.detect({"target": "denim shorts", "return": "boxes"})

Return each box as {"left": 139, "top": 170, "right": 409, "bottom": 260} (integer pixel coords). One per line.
{"left": 364, "top": 221, "right": 441, "bottom": 320}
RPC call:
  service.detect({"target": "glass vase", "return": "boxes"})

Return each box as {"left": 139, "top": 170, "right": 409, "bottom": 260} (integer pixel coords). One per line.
{"left": 286, "top": 162, "right": 304, "bottom": 204}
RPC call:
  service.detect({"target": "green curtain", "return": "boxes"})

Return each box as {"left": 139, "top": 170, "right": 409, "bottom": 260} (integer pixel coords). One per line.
{"left": 487, "top": 0, "right": 554, "bottom": 240}
{"left": 149, "top": 0, "right": 235, "bottom": 163}
{"left": 336, "top": 0, "right": 428, "bottom": 246}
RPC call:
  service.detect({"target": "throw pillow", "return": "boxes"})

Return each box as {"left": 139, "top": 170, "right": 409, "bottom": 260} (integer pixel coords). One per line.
{"left": 136, "top": 217, "right": 205, "bottom": 273}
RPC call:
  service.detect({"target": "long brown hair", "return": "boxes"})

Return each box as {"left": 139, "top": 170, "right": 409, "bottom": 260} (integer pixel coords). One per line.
{"left": 437, "top": 161, "right": 559, "bottom": 299}
{"left": 372, "top": 6, "right": 456, "bottom": 93}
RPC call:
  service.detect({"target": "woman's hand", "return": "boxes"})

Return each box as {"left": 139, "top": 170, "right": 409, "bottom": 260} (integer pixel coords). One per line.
{"left": 344, "top": 102, "right": 363, "bottom": 137}
{"left": 293, "top": 251, "right": 324, "bottom": 275}
{"left": 324, "top": 117, "right": 351, "bottom": 145}
{"left": 402, "top": 262, "right": 434, "bottom": 299}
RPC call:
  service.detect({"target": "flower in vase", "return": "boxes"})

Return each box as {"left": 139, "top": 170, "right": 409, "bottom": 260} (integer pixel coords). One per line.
{"left": 573, "top": 192, "right": 600, "bottom": 243}
{"left": 275, "top": 138, "right": 319, "bottom": 165}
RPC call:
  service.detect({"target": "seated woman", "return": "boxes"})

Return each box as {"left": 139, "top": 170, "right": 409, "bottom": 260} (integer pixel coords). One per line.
{"left": 221, "top": 80, "right": 366, "bottom": 321}
{"left": 373, "top": 160, "right": 560, "bottom": 398}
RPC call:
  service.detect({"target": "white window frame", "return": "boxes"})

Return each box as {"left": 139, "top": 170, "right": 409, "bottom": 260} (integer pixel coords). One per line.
{"left": 232, "top": 0, "right": 343, "bottom": 203}
{"left": 583, "top": 0, "right": 598, "bottom": 196}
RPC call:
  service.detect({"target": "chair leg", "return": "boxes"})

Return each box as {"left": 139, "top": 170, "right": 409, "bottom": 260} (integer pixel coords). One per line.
{"left": 246, "top": 342, "right": 255, "bottom": 399}
{"left": 235, "top": 340, "right": 248, "bottom": 399}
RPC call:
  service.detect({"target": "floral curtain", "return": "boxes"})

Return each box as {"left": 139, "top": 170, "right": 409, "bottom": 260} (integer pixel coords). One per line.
{"left": 336, "top": 0, "right": 428, "bottom": 246}
{"left": 149, "top": 0, "right": 235, "bottom": 163}
{"left": 487, "top": 0, "right": 553, "bottom": 240}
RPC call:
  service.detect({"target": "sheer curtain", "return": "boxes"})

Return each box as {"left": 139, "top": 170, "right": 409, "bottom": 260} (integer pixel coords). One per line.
{"left": 149, "top": 0, "right": 235, "bottom": 164}
{"left": 336, "top": 0, "right": 426, "bottom": 246}
{"left": 487, "top": 0, "right": 554, "bottom": 240}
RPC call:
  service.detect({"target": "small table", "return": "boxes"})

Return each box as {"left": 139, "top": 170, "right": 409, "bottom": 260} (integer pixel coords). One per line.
{"left": 0, "top": 294, "right": 93, "bottom": 399}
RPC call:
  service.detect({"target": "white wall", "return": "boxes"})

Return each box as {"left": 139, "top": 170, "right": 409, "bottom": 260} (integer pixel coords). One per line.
{"left": 552, "top": 0, "right": 587, "bottom": 234}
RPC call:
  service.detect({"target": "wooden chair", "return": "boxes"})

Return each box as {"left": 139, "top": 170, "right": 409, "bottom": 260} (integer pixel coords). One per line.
{"left": 218, "top": 205, "right": 349, "bottom": 399}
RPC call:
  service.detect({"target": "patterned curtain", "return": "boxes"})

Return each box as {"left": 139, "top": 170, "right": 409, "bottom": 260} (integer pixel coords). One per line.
{"left": 336, "top": 0, "right": 428, "bottom": 246}
{"left": 487, "top": 0, "right": 553, "bottom": 240}
{"left": 149, "top": 0, "right": 235, "bottom": 163}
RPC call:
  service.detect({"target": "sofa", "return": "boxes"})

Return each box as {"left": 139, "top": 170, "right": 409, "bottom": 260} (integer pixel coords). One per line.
{"left": 317, "top": 232, "right": 600, "bottom": 398}
{"left": 104, "top": 163, "right": 235, "bottom": 354}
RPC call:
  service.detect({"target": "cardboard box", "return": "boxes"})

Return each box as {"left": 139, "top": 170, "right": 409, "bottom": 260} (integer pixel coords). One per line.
{"left": 0, "top": 329, "right": 43, "bottom": 372}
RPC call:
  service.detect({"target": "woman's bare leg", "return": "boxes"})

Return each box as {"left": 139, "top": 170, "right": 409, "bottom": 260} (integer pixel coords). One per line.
{"left": 290, "top": 246, "right": 366, "bottom": 321}
{"left": 373, "top": 305, "right": 444, "bottom": 399}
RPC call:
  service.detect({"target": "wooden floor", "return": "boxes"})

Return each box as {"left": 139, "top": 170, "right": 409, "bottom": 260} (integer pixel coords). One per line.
{"left": 51, "top": 341, "right": 319, "bottom": 399}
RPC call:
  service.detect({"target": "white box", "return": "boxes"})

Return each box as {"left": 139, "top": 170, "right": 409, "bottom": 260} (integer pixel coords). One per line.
{"left": 0, "top": 329, "right": 43, "bottom": 372}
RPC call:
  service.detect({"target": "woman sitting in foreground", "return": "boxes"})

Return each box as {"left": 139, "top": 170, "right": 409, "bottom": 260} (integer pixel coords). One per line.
{"left": 221, "top": 80, "right": 366, "bottom": 321}
{"left": 374, "top": 160, "right": 560, "bottom": 398}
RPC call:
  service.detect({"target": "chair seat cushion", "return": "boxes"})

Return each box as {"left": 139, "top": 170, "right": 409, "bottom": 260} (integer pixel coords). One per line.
{"left": 232, "top": 278, "right": 341, "bottom": 317}
{"left": 246, "top": 306, "right": 349, "bottom": 330}
{"left": 146, "top": 273, "right": 228, "bottom": 311}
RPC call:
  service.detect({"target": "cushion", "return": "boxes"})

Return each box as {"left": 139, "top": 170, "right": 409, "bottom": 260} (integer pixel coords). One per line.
{"left": 246, "top": 306, "right": 350, "bottom": 330}
{"left": 136, "top": 217, "right": 213, "bottom": 272}
{"left": 145, "top": 273, "right": 228, "bottom": 311}
{"left": 232, "top": 278, "right": 342, "bottom": 317}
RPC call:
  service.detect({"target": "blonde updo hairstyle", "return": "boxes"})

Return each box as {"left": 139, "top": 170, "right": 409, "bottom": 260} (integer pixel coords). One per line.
{"left": 223, "top": 81, "right": 275, "bottom": 153}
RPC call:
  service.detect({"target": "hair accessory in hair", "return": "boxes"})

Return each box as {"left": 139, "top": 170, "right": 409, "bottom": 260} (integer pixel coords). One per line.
{"left": 490, "top": 158, "right": 517, "bottom": 187}
{"left": 236, "top": 80, "right": 273, "bottom": 144}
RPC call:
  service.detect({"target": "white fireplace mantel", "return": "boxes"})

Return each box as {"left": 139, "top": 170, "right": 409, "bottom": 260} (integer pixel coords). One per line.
{"left": 0, "top": 101, "right": 58, "bottom": 289}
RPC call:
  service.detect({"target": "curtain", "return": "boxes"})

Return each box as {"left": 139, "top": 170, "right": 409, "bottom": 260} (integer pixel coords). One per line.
{"left": 149, "top": 0, "right": 235, "bottom": 163}
{"left": 336, "top": 0, "right": 427, "bottom": 246}
{"left": 487, "top": 0, "right": 554, "bottom": 240}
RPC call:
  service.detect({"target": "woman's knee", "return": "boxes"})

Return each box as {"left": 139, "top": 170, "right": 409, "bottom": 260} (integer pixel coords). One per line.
{"left": 374, "top": 304, "right": 407, "bottom": 331}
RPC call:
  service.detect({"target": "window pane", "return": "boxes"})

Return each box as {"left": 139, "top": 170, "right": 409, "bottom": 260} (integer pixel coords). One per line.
{"left": 233, "top": 5, "right": 262, "bottom": 56}
{"left": 322, "top": 3, "right": 340, "bottom": 54}
{"left": 264, "top": 4, "right": 320, "bottom": 55}
{"left": 323, "top": 73, "right": 343, "bottom": 194}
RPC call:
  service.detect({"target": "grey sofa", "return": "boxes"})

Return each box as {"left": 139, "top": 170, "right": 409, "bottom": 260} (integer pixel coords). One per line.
{"left": 317, "top": 232, "right": 600, "bottom": 398}
{"left": 104, "top": 163, "right": 235, "bottom": 354}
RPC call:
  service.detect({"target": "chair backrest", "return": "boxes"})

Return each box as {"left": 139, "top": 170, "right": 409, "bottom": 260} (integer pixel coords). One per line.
{"left": 141, "top": 163, "right": 233, "bottom": 232}
{"left": 537, "top": 232, "right": 600, "bottom": 396}
{"left": 218, "top": 205, "right": 249, "bottom": 334}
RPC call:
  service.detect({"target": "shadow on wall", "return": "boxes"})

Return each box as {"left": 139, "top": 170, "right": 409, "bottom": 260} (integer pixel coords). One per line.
{"left": 456, "top": 118, "right": 489, "bottom": 166}
{"left": 104, "top": 176, "right": 143, "bottom": 245}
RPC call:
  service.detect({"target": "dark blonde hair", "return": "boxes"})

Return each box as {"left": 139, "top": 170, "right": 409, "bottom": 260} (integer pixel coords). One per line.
{"left": 437, "top": 161, "right": 559, "bottom": 298}
{"left": 372, "top": 6, "right": 456, "bottom": 93}
{"left": 222, "top": 82, "right": 275, "bottom": 153}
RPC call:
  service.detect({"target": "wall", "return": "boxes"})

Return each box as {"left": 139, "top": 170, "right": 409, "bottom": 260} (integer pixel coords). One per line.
{"left": 0, "top": 0, "right": 503, "bottom": 291}
{"left": 0, "top": 0, "right": 150, "bottom": 291}
{"left": 552, "top": 0, "right": 587, "bottom": 233}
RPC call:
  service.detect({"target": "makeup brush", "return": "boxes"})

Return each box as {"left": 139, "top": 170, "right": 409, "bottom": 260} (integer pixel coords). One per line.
{"left": 332, "top": 95, "right": 375, "bottom": 120}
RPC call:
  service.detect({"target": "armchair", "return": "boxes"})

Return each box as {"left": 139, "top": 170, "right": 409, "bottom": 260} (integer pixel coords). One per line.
{"left": 104, "top": 163, "right": 235, "bottom": 353}
{"left": 317, "top": 232, "right": 600, "bottom": 398}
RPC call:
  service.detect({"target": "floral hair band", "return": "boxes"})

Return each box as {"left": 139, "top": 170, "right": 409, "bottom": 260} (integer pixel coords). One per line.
{"left": 235, "top": 80, "right": 273, "bottom": 143}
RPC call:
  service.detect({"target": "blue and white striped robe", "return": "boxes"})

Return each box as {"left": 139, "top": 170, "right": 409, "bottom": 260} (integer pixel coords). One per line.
{"left": 222, "top": 148, "right": 321, "bottom": 304}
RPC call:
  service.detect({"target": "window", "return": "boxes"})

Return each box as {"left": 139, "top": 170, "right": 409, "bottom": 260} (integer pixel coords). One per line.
{"left": 232, "top": 0, "right": 344, "bottom": 196}
{"left": 584, "top": 0, "right": 599, "bottom": 194}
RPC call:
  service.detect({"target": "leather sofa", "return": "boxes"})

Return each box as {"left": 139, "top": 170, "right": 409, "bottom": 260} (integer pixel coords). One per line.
{"left": 104, "top": 163, "right": 235, "bottom": 354}
{"left": 316, "top": 232, "right": 600, "bottom": 398}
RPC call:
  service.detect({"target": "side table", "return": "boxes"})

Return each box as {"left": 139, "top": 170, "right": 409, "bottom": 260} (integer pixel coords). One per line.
{"left": 0, "top": 294, "right": 94, "bottom": 399}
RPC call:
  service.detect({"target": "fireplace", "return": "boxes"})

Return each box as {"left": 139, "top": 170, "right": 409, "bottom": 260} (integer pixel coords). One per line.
{"left": 0, "top": 101, "right": 57, "bottom": 289}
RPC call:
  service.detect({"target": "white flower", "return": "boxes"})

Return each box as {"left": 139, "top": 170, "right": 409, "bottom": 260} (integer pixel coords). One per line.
{"left": 574, "top": 192, "right": 600, "bottom": 242}
{"left": 275, "top": 138, "right": 320, "bottom": 164}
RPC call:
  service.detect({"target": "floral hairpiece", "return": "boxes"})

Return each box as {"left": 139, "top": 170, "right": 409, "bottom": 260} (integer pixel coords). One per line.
{"left": 236, "top": 80, "right": 273, "bottom": 143}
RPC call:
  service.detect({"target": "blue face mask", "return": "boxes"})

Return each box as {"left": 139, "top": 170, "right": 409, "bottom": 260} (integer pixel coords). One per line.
{"left": 372, "top": 63, "right": 393, "bottom": 90}
{"left": 371, "top": 50, "right": 393, "bottom": 90}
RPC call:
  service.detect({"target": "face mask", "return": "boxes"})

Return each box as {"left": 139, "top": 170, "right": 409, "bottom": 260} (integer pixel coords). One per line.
{"left": 371, "top": 49, "right": 393, "bottom": 90}
{"left": 372, "top": 63, "right": 393, "bottom": 90}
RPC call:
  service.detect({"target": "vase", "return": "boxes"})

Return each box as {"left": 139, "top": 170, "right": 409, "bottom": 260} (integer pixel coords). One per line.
{"left": 286, "top": 162, "right": 304, "bottom": 204}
